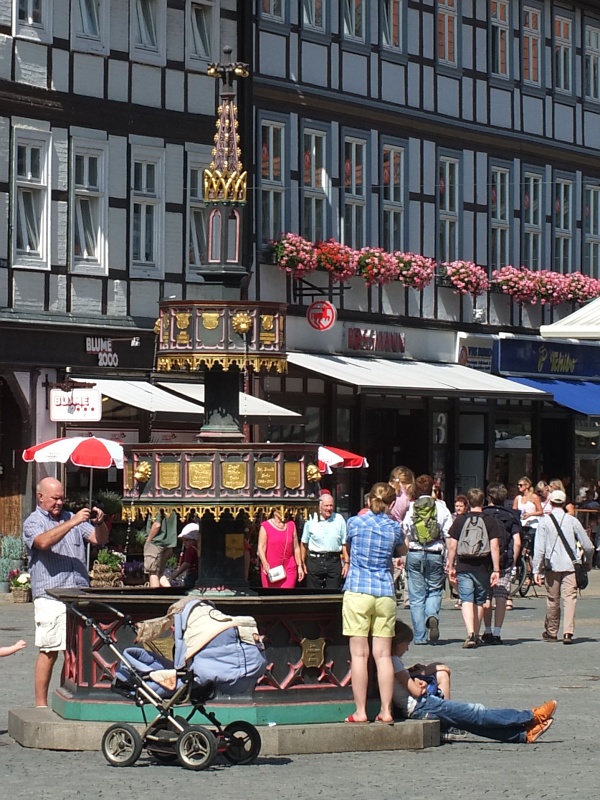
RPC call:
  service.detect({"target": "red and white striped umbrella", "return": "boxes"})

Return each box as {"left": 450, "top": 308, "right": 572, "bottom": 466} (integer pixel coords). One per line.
{"left": 318, "top": 445, "right": 369, "bottom": 474}
{"left": 23, "top": 436, "right": 124, "bottom": 469}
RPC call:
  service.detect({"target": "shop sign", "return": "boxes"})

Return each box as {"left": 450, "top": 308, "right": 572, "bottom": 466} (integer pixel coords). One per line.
{"left": 86, "top": 338, "right": 119, "bottom": 367}
{"left": 457, "top": 337, "right": 494, "bottom": 373}
{"left": 306, "top": 301, "right": 337, "bottom": 331}
{"left": 346, "top": 326, "right": 406, "bottom": 354}
{"left": 50, "top": 388, "right": 102, "bottom": 422}
{"left": 499, "top": 338, "right": 600, "bottom": 379}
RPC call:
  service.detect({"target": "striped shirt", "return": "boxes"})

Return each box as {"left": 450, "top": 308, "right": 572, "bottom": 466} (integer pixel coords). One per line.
{"left": 22, "top": 506, "right": 94, "bottom": 600}
{"left": 343, "top": 510, "right": 404, "bottom": 597}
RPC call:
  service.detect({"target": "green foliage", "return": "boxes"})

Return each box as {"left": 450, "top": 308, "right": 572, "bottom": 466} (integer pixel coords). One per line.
{"left": 1, "top": 536, "right": 24, "bottom": 561}
{"left": 166, "top": 556, "right": 178, "bottom": 569}
{"left": 95, "top": 549, "right": 124, "bottom": 569}
{"left": 0, "top": 557, "right": 12, "bottom": 581}
{"left": 95, "top": 490, "right": 123, "bottom": 517}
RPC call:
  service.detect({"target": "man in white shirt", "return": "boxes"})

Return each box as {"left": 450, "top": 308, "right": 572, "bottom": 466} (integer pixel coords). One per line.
{"left": 301, "top": 492, "right": 347, "bottom": 589}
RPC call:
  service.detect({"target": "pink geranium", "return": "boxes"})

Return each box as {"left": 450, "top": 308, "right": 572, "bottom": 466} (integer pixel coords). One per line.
{"left": 357, "top": 247, "right": 399, "bottom": 286}
{"left": 564, "top": 272, "right": 600, "bottom": 304}
{"left": 534, "top": 270, "right": 569, "bottom": 306}
{"left": 491, "top": 266, "right": 539, "bottom": 304}
{"left": 441, "top": 261, "right": 490, "bottom": 297}
{"left": 394, "top": 252, "right": 436, "bottom": 290}
{"left": 271, "top": 233, "right": 317, "bottom": 279}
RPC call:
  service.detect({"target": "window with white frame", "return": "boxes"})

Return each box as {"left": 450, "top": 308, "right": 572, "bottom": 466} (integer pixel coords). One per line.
{"left": 554, "top": 178, "right": 572, "bottom": 272}
{"left": 71, "top": 0, "right": 109, "bottom": 54}
{"left": 522, "top": 6, "right": 541, "bottom": 86}
{"left": 343, "top": 0, "right": 364, "bottom": 42}
{"left": 554, "top": 15, "right": 572, "bottom": 93}
{"left": 438, "top": 0, "right": 457, "bottom": 66}
{"left": 71, "top": 142, "right": 108, "bottom": 274}
{"left": 303, "top": 0, "right": 324, "bottom": 31}
{"left": 490, "top": 0, "right": 509, "bottom": 78}
{"left": 187, "top": 162, "right": 207, "bottom": 274}
{"left": 382, "top": 0, "right": 401, "bottom": 50}
{"left": 130, "top": 147, "right": 164, "bottom": 277}
{"left": 382, "top": 145, "right": 404, "bottom": 252}
{"left": 342, "top": 137, "right": 366, "bottom": 249}
{"left": 490, "top": 167, "right": 510, "bottom": 269}
{"left": 260, "top": 121, "right": 285, "bottom": 246}
{"left": 302, "top": 129, "right": 327, "bottom": 243}
{"left": 585, "top": 186, "right": 600, "bottom": 277}
{"left": 188, "top": 1, "right": 218, "bottom": 64}
{"left": 438, "top": 157, "right": 459, "bottom": 263}
{"left": 522, "top": 173, "right": 542, "bottom": 270}
{"left": 586, "top": 26, "right": 600, "bottom": 101}
{"left": 13, "top": 0, "right": 53, "bottom": 42}
{"left": 13, "top": 130, "right": 50, "bottom": 269}
{"left": 130, "top": 0, "right": 166, "bottom": 64}
{"left": 261, "top": 0, "right": 282, "bottom": 20}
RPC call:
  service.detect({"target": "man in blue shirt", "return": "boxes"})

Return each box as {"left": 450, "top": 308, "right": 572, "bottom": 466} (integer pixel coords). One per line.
{"left": 301, "top": 493, "right": 347, "bottom": 589}
{"left": 22, "top": 477, "right": 108, "bottom": 707}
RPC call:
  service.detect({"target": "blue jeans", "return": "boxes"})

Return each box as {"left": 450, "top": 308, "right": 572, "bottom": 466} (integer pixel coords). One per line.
{"left": 411, "top": 694, "right": 533, "bottom": 743}
{"left": 406, "top": 550, "right": 445, "bottom": 643}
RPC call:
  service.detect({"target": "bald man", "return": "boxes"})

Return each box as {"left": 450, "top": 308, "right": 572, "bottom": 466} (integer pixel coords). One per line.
{"left": 22, "top": 478, "right": 108, "bottom": 707}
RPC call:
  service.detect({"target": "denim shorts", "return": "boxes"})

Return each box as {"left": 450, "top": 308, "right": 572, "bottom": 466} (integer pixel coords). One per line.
{"left": 457, "top": 571, "right": 490, "bottom": 605}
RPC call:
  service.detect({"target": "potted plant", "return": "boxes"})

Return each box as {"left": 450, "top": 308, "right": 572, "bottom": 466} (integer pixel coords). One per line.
{"left": 1, "top": 535, "right": 24, "bottom": 570}
{"left": 394, "top": 252, "right": 436, "bottom": 291}
{"left": 0, "top": 557, "right": 11, "bottom": 593}
{"left": 9, "top": 570, "right": 31, "bottom": 603}
{"left": 314, "top": 239, "right": 358, "bottom": 282}
{"left": 271, "top": 232, "right": 318, "bottom": 279}
{"left": 90, "top": 548, "right": 125, "bottom": 588}
{"left": 357, "top": 247, "right": 399, "bottom": 286}
{"left": 440, "top": 260, "right": 490, "bottom": 296}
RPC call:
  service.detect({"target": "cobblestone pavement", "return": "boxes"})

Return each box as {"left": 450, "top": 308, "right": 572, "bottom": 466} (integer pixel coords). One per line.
{"left": 1, "top": 577, "right": 599, "bottom": 800}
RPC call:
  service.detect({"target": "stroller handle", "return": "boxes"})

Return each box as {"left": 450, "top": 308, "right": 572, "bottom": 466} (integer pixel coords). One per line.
{"left": 69, "top": 600, "right": 136, "bottom": 630}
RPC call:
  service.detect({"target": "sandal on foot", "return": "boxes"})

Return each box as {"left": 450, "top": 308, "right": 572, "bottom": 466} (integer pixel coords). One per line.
{"left": 344, "top": 714, "right": 369, "bottom": 724}
{"left": 374, "top": 715, "right": 394, "bottom": 725}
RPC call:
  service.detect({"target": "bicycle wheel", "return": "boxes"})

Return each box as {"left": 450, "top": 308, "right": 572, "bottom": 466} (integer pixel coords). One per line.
{"left": 101, "top": 723, "right": 143, "bottom": 768}
{"left": 509, "top": 556, "right": 526, "bottom": 597}
{"left": 222, "top": 721, "right": 262, "bottom": 765}
{"left": 176, "top": 725, "right": 217, "bottom": 771}
{"left": 519, "top": 558, "right": 533, "bottom": 597}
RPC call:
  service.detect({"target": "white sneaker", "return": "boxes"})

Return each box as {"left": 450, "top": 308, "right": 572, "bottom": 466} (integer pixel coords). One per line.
{"left": 442, "top": 727, "right": 468, "bottom": 741}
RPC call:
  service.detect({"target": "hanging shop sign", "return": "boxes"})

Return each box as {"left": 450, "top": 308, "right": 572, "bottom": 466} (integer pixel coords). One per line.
{"left": 499, "top": 338, "right": 600, "bottom": 379}
{"left": 306, "top": 301, "right": 337, "bottom": 331}
{"left": 50, "top": 388, "right": 102, "bottom": 422}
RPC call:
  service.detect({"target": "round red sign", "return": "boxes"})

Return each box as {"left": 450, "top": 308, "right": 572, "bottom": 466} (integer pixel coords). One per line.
{"left": 306, "top": 301, "right": 337, "bottom": 331}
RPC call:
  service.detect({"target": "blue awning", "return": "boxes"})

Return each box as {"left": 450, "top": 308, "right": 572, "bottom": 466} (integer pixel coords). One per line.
{"left": 507, "top": 377, "right": 600, "bottom": 415}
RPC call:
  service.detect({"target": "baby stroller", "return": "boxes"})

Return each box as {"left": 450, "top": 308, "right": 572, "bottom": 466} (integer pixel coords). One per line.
{"left": 70, "top": 598, "right": 267, "bottom": 771}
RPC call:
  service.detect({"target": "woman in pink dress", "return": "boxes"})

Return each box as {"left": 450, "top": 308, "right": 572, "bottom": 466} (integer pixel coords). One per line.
{"left": 257, "top": 509, "right": 304, "bottom": 588}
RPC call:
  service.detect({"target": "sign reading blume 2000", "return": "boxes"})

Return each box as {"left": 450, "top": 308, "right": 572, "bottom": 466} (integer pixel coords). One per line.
{"left": 86, "top": 337, "right": 119, "bottom": 367}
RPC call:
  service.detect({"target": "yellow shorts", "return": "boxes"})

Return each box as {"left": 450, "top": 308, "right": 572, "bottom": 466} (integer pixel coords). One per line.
{"left": 342, "top": 591, "right": 397, "bottom": 638}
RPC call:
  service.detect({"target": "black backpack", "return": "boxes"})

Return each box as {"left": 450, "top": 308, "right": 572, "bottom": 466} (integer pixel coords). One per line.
{"left": 483, "top": 506, "right": 522, "bottom": 570}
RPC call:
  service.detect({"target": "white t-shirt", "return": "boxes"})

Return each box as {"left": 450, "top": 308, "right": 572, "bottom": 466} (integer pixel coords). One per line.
{"left": 392, "top": 655, "right": 417, "bottom": 717}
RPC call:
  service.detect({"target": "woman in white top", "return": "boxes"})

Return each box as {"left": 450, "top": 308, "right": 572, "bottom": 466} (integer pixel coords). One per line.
{"left": 549, "top": 479, "right": 576, "bottom": 516}
{"left": 535, "top": 481, "right": 553, "bottom": 515}
{"left": 513, "top": 476, "right": 543, "bottom": 531}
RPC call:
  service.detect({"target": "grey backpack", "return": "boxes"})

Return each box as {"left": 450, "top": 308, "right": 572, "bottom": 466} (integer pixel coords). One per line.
{"left": 456, "top": 515, "right": 491, "bottom": 558}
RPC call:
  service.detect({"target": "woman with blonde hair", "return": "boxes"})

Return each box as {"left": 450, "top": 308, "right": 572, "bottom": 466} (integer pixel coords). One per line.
{"left": 389, "top": 465, "right": 415, "bottom": 523}
{"left": 549, "top": 479, "right": 576, "bottom": 516}
{"left": 342, "top": 482, "right": 407, "bottom": 724}
{"left": 535, "top": 481, "right": 552, "bottom": 515}
{"left": 513, "top": 476, "right": 543, "bottom": 533}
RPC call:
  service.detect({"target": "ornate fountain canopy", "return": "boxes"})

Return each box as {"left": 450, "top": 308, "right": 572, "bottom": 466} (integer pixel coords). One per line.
{"left": 155, "top": 300, "right": 287, "bottom": 373}
{"left": 204, "top": 46, "right": 248, "bottom": 205}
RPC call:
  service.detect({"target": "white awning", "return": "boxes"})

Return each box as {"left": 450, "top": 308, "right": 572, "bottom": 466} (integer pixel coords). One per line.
{"left": 157, "top": 382, "right": 300, "bottom": 419}
{"left": 286, "top": 353, "right": 550, "bottom": 399}
{"left": 540, "top": 297, "right": 600, "bottom": 340}
{"left": 73, "top": 378, "right": 299, "bottom": 419}
{"left": 75, "top": 379, "right": 204, "bottom": 415}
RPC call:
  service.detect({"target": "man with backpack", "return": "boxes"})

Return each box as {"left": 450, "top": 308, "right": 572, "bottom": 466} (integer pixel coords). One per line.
{"left": 446, "top": 488, "right": 503, "bottom": 649}
{"left": 402, "top": 475, "right": 453, "bottom": 644}
{"left": 481, "top": 483, "right": 522, "bottom": 645}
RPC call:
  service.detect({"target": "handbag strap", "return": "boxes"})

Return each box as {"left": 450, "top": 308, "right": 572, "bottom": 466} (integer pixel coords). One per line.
{"left": 549, "top": 513, "right": 577, "bottom": 564}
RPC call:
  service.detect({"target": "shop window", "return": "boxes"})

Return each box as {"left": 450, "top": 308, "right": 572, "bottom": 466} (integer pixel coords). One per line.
{"left": 336, "top": 407, "right": 352, "bottom": 442}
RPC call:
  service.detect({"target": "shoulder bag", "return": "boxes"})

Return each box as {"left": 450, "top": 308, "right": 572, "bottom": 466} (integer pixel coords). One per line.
{"left": 549, "top": 514, "right": 589, "bottom": 591}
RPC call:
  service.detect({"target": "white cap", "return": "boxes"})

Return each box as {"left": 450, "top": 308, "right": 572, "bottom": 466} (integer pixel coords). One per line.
{"left": 549, "top": 489, "right": 566, "bottom": 504}
{"left": 179, "top": 522, "right": 199, "bottom": 539}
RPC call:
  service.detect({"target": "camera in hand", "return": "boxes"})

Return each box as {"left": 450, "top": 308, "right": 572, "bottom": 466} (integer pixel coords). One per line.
{"left": 89, "top": 508, "right": 98, "bottom": 521}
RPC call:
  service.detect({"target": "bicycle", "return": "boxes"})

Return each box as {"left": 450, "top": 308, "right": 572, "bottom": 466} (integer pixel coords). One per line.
{"left": 509, "top": 529, "right": 539, "bottom": 597}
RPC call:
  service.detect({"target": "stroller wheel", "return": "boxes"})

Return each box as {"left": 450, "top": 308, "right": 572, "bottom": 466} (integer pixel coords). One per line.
{"left": 101, "top": 723, "right": 143, "bottom": 767}
{"left": 176, "top": 725, "right": 217, "bottom": 771}
{"left": 221, "top": 721, "right": 262, "bottom": 765}
{"left": 146, "top": 716, "right": 187, "bottom": 763}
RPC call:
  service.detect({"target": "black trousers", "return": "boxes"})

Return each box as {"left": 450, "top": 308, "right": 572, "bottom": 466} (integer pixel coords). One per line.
{"left": 306, "top": 553, "right": 342, "bottom": 590}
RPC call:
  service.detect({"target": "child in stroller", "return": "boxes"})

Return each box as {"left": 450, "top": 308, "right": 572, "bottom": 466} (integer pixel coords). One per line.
{"left": 71, "top": 597, "right": 267, "bottom": 770}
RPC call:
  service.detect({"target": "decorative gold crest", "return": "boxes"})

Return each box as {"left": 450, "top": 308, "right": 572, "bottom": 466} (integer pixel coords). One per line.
{"left": 202, "top": 312, "right": 220, "bottom": 330}
{"left": 255, "top": 463, "right": 277, "bottom": 490}
{"left": 260, "top": 314, "right": 274, "bottom": 332}
{"left": 189, "top": 462, "right": 213, "bottom": 490}
{"left": 158, "top": 462, "right": 180, "bottom": 490}
{"left": 222, "top": 462, "right": 247, "bottom": 490}
{"left": 231, "top": 311, "right": 252, "bottom": 335}
{"left": 300, "top": 637, "right": 326, "bottom": 669}
{"left": 175, "top": 312, "right": 191, "bottom": 345}
{"left": 284, "top": 462, "right": 302, "bottom": 490}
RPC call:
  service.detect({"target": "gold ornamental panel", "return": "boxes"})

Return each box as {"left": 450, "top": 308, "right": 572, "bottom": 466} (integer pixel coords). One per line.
{"left": 188, "top": 462, "right": 213, "bottom": 490}
{"left": 202, "top": 312, "right": 220, "bottom": 330}
{"left": 124, "top": 462, "right": 134, "bottom": 491}
{"left": 175, "top": 312, "right": 191, "bottom": 345}
{"left": 255, "top": 463, "right": 277, "bottom": 490}
{"left": 222, "top": 462, "right": 247, "bottom": 490}
{"left": 158, "top": 462, "right": 181, "bottom": 490}
{"left": 284, "top": 462, "right": 302, "bottom": 490}
{"left": 300, "top": 638, "right": 326, "bottom": 669}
